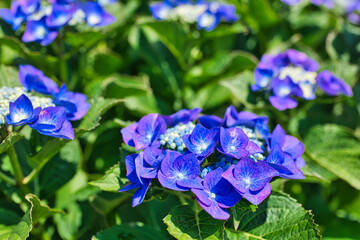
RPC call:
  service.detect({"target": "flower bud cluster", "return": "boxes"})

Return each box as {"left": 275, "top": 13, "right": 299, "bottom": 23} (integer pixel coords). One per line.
{"left": 159, "top": 122, "right": 195, "bottom": 151}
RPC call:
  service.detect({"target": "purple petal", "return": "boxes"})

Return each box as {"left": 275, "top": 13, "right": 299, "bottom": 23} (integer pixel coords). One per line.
{"left": 121, "top": 123, "right": 137, "bottom": 147}
{"left": 192, "top": 188, "right": 212, "bottom": 206}
{"left": 222, "top": 165, "right": 246, "bottom": 193}
{"left": 162, "top": 108, "right": 202, "bottom": 127}
{"left": 158, "top": 170, "right": 189, "bottom": 191}
{"left": 177, "top": 177, "right": 203, "bottom": 189}
{"left": 36, "top": 119, "right": 75, "bottom": 140}
{"left": 271, "top": 125, "right": 286, "bottom": 148}
{"left": 316, "top": 70, "right": 353, "bottom": 97}
{"left": 198, "top": 115, "right": 223, "bottom": 129}
{"left": 172, "top": 154, "right": 200, "bottom": 179}
{"left": 242, "top": 183, "right": 272, "bottom": 205}
{"left": 29, "top": 107, "right": 66, "bottom": 131}
{"left": 197, "top": 199, "right": 230, "bottom": 220}
{"left": 269, "top": 96, "right": 298, "bottom": 111}
{"left": 283, "top": 135, "right": 304, "bottom": 158}
{"left": 245, "top": 141, "right": 263, "bottom": 155}
{"left": 218, "top": 127, "right": 249, "bottom": 159}
{"left": 132, "top": 179, "right": 151, "bottom": 207}
{"left": 204, "top": 167, "right": 223, "bottom": 191}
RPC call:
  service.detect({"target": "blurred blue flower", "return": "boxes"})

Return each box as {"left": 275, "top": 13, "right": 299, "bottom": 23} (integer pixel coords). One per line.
{"left": 149, "top": 0, "right": 238, "bottom": 31}
{"left": 22, "top": 16, "right": 58, "bottom": 46}
{"left": 316, "top": 70, "right": 353, "bottom": 97}
{"left": 252, "top": 49, "right": 353, "bottom": 110}
{"left": 19, "top": 65, "right": 59, "bottom": 95}
{"left": 162, "top": 108, "right": 201, "bottom": 127}
{"left": 5, "top": 94, "right": 41, "bottom": 126}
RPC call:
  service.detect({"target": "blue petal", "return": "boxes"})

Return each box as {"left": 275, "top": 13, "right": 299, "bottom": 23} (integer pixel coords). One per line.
{"left": 132, "top": 179, "right": 151, "bottom": 207}
{"left": 218, "top": 127, "right": 249, "bottom": 159}
{"left": 270, "top": 125, "right": 286, "bottom": 148}
{"left": 198, "top": 115, "right": 223, "bottom": 129}
{"left": 241, "top": 183, "right": 272, "bottom": 205}
{"left": 29, "top": 106, "right": 66, "bottom": 131}
{"left": 172, "top": 153, "right": 200, "bottom": 179}
{"left": 36, "top": 119, "right": 75, "bottom": 140}
{"left": 5, "top": 94, "right": 34, "bottom": 126}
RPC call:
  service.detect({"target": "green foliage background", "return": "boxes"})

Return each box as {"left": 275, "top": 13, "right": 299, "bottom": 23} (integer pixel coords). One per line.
{"left": 0, "top": 0, "right": 359, "bottom": 239}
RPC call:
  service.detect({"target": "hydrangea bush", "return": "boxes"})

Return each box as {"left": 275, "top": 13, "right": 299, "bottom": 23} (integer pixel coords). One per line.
{"left": 0, "top": 0, "right": 359, "bottom": 239}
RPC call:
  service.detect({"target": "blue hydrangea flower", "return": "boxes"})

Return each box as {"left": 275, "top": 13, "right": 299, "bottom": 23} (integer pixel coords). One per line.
{"left": 0, "top": 0, "right": 40, "bottom": 30}
{"left": 22, "top": 16, "right": 59, "bottom": 46}
{"left": 82, "top": 1, "right": 115, "bottom": 27}
{"left": 19, "top": 65, "right": 59, "bottom": 95}
{"left": 119, "top": 153, "right": 151, "bottom": 207}
{"left": 29, "top": 106, "right": 75, "bottom": 140}
{"left": 46, "top": 4, "right": 75, "bottom": 28}
{"left": 52, "top": 84, "right": 90, "bottom": 121}
{"left": 0, "top": 0, "right": 117, "bottom": 45}
{"left": 217, "top": 127, "right": 250, "bottom": 159}
{"left": 121, "top": 114, "right": 167, "bottom": 151}
{"left": 158, "top": 152, "right": 203, "bottom": 191}
{"left": 119, "top": 106, "right": 306, "bottom": 220}
{"left": 136, "top": 147, "right": 167, "bottom": 179}
{"left": 252, "top": 49, "right": 353, "bottom": 110}
{"left": 223, "top": 158, "right": 278, "bottom": 205}
{"left": 149, "top": 0, "right": 238, "bottom": 31}
{"left": 192, "top": 168, "right": 242, "bottom": 220}
{"left": 162, "top": 108, "right": 201, "bottom": 127}
{"left": 5, "top": 94, "right": 41, "bottom": 126}
{"left": 316, "top": 70, "right": 353, "bottom": 97}
{"left": 182, "top": 124, "right": 219, "bottom": 160}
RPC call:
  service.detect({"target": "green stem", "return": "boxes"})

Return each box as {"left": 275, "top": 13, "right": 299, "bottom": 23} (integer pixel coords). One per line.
{"left": 193, "top": 200, "right": 202, "bottom": 238}
{"left": 0, "top": 170, "right": 16, "bottom": 185}
{"left": 7, "top": 145, "right": 30, "bottom": 196}
{"left": 58, "top": 34, "right": 68, "bottom": 83}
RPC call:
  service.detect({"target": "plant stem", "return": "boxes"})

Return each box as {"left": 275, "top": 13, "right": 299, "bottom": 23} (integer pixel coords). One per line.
{"left": 0, "top": 170, "right": 16, "bottom": 185}
{"left": 58, "top": 33, "right": 68, "bottom": 83}
{"left": 7, "top": 145, "right": 30, "bottom": 196}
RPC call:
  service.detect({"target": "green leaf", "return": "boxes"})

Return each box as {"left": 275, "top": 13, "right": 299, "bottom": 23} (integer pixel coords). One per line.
{"left": 89, "top": 164, "right": 128, "bottom": 192}
{"left": 92, "top": 223, "right": 167, "bottom": 240}
{"left": 248, "top": 0, "right": 279, "bottom": 28}
{"left": 231, "top": 201, "right": 257, "bottom": 231}
{"left": 304, "top": 124, "right": 360, "bottom": 190}
{"left": 0, "top": 65, "right": 21, "bottom": 87}
{"left": 0, "top": 194, "right": 63, "bottom": 240}
{"left": 185, "top": 51, "right": 258, "bottom": 86}
{"left": 0, "top": 132, "right": 24, "bottom": 154}
{"left": 163, "top": 205, "right": 225, "bottom": 240}
{"left": 225, "top": 192, "right": 321, "bottom": 240}
{"left": 220, "top": 71, "right": 254, "bottom": 106}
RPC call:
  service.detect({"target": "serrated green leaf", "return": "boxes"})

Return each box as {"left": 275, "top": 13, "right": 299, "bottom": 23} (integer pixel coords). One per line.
{"left": 231, "top": 201, "right": 257, "bottom": 231}
{"left": 0, "top": 194, "right": 63, "bottom": 240}
{"left": 89, "top": 164, "right": 128, "bottom": 192}
{"left": 0, "top": 132, "right": 24, "bottom": 154}
{"left": 92, "top": 223, "right": 166, "bottom": 240}
{"left": 304, "top": 124, "right": 360, "bottom": 190}
{"left": 225, "top": 192, "right": 321, "bottom": 240}
{"left": 163, "top": 204, "right": 225, "bottom": 240}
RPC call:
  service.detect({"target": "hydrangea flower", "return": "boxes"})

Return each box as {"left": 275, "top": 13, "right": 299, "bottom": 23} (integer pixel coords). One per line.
{"left": 149, "top": 0, "right": 238, "bottom": 31}
{"left": 0, "top": 0, "right": 117, "bottom": 45}
{"left": 2, "top": 65, "right": 90, "bottom": 140}
{"left": 5, "top": 94, "right": 41, "bottom": 126}
{"left": 53, "top": 84, "right": 90, "bottom": 121}
{"left": 120, "top": 106, "right": 306, "bottom": 220}
{"left": 19, "top": 65, "right": 59, "bottom": 95}
{"left": 252, "top": 49, "right": 353, "bottom": 110}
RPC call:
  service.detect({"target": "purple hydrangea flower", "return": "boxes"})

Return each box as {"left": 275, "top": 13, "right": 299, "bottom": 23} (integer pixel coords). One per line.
{"left": 119, "top": 153, "right": 151, "bottom": 207}
{"left": 162, "top": 108, "right": 201, "bottom": 127}
{"left": 136, "top": 148, "right": 167, "bottom": 179}
{"left": 121, "top": 113, "right": 167, "bottom": 151}
{"left": 150, "top": 0, "right": 238, "bottom": 31}
{"left": 82, "top": 1, "right": 115, "bottom": 27}
{"left": 182, "top": 124, "right": 219, "bottom": 160}
{"left": 29, "top": 106, "right": 75, "bottom": 140}
{"left": 5, "top": 94, "right": 41, "bottom": 126}
{"left": 19, "top": 65, "right": 59, "bottom": 95}
{"left": 52, "top": 84, "right": 90, "bottom": 121}
{"left": 223, "top": 158, "right": 278, "bottom": 205}
{"left": 0, "top": 0, "right": 40, "bottom": 30}
{"left": 158, "top": 152, "right": 203, "bottom": 191}
{"left": 316, "top": 70, "right": 353, "bottom": 97}
{"left": 217, "top": 127, "right": 250, "bottom": 159}
{"left": 267, "top": 125, "right": 305, "bottom": 179}
{"left": 46, "top": 4, "right": 75, "bottom": 28}
{"left": 22, "top": 16, "right": 59, "bottom": 46}
{"left": 252, "top": 49, "right": 353, "bottom": 110}
{"left": 192, "top": 168, "right": 242, "bottom": 220}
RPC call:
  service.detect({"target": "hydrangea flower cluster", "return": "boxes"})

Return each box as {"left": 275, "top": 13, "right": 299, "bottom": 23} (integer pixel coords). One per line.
{"left": 2, "top": 65, "right": 90, "bottom": 139}
{"left": 120, "top": 106, "right": 305, "bottom": 220}
{"left": 0, "top": 0, "right": 116, "bottom": 45}
{"left": 149, "top": 0, "right": 238, "bottom": 31}
{"left": 252, "top": 49, "right": 353, "bottom": 111}
{"left": 282, "top": 0, "right": 360, "bottom": 25}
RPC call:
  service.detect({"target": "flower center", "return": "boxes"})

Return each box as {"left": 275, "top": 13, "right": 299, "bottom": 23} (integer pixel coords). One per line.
{"left": 176, "top": 172, "right": 185, "bottom": 180}
{"left": 278, "top": 66, "right": 317, "bottom": 84}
